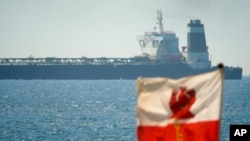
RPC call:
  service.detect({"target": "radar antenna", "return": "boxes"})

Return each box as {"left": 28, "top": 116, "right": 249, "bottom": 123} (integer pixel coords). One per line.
{"left": 156, "top": 10, "right": 164, "bottom": 34}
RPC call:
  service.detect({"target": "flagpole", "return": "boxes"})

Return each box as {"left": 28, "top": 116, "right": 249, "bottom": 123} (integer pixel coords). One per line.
{"left": 217, "top": 63, "right": 224, "bottom": 141}
{"left": 217, "top": 63, "right": 224, "bottom": 70}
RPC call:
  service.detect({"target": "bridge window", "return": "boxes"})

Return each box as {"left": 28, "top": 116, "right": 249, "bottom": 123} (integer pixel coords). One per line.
{"left": 152, "top": 40, "right": 156, "bottom": 48}
{"left": 139, "top": 40, "right": 145, "bottom": 47}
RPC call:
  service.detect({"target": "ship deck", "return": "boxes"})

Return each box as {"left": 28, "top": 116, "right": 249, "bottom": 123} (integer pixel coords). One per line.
{"left": 0, "top": 57, "right": 154, "bottom": 66}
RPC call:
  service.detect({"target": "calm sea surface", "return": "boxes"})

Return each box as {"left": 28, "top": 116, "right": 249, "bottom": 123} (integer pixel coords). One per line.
{"left": 0, "top": 77, "right": 249, "bottom": 141}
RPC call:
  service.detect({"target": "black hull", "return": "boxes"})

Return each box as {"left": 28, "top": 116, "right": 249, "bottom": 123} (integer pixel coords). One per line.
{"left": 0, "top": 64, "right": 242, "bottom": 80}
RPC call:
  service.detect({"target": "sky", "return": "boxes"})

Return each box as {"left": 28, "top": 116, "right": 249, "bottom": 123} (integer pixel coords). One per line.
{"left": 0, "top": 0, "right": 249, "bottom": 75}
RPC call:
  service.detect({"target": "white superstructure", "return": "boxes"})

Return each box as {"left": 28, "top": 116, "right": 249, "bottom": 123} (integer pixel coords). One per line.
{"left": 137, "top": 10, "right": 182, "bottom": 62}
{"left": 137, "top": 11, "right": 211, "bottom": 69}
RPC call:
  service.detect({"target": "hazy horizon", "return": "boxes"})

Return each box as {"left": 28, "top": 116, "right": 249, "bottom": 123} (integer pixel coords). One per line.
{"left": 0, "top": 0, "right": 249, "bottom": 75}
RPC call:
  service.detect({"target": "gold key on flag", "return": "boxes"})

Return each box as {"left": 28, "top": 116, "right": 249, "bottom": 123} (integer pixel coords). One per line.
{"left": 136, "top": 64, "right": 224, "bottom": 141}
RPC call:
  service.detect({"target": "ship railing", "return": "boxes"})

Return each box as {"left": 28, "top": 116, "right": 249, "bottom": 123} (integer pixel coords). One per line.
{"left": 0, "top": 57, "right": 156, "bottom": 66}
{"left": 0, "top": 61, "right": 156, "bottom": 66}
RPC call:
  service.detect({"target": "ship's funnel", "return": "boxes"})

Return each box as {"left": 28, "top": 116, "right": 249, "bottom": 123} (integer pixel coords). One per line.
{"left": 186, "top": 20, "right": 211, "bottom": 69}
{"left": 187, "top": 20, "right": 207, "bottom": 52}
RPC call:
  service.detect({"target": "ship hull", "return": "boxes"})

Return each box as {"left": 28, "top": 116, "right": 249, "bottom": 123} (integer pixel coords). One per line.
{"left": 0, "top": 64, "right": 242, "bottom": 80}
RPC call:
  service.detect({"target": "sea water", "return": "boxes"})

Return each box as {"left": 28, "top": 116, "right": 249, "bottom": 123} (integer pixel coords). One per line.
{"left": 0, "top": 77, "right": 249, "bottom": 141}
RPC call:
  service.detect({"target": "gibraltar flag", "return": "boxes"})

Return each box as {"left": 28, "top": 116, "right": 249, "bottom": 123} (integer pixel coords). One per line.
{"left": 136, "top": 68, "right": 223, "bottom": 141}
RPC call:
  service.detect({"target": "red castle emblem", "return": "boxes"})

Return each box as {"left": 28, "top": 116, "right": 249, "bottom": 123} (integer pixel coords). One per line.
{"left": 169, "top": 87, "right": 196, "bottom": 119}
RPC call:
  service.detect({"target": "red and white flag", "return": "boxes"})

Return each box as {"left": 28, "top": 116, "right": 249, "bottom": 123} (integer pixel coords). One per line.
{"left": 136, "top": 68, "right": 223, "bottom": 141}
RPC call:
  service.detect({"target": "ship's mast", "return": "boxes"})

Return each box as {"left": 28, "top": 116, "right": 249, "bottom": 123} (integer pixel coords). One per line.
{"left": 156, "top": 10, "right": 164, "bottom": 34}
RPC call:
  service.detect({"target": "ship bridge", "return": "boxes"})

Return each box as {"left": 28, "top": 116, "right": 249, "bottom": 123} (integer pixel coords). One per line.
{"left": 137, "top": 10, "right": 182, "bottom": 63}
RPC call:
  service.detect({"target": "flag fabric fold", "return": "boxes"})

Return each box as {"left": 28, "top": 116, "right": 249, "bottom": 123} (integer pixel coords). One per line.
{"left": 136, "top": 69, "right": 223, "bottom": 141}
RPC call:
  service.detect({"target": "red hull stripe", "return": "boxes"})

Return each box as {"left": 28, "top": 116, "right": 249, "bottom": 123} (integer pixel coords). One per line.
{"left": 137, "top": 120, "right": 219, "bottom": 141}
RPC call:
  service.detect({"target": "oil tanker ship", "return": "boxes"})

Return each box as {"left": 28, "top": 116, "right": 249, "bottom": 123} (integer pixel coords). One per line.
{"left": 0, "top": 11, "right": 242, "bottom": 80}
